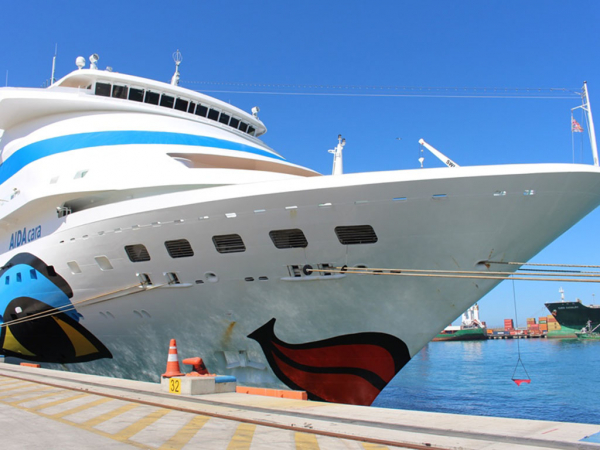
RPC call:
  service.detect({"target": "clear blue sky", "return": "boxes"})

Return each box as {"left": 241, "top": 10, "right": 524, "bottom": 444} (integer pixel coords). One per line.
{"left": 2, "top": 1, "right": 600, "bottom": 326}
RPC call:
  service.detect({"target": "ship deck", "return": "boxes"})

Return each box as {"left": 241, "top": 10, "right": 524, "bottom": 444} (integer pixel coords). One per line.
{"left": 0, "top": 363, "right": 598, "bottom": 450}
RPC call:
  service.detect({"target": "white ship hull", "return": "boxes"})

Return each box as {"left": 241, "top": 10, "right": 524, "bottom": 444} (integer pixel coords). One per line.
{"left": 3, "top": 162, "right": 600, "bottom": 404}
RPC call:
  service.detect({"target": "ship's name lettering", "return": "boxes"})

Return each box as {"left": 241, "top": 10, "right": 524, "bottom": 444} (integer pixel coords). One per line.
{"left": 9, "top": 226, "right": 42, "bottom": 250}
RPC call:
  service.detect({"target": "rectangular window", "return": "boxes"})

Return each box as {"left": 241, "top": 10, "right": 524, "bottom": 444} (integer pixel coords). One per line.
{"left": 247, "top": 126, "right": 256, "bottom": 136}
{"left": 335, "top": 225, "right": 378, "bottom": 245}
{"left": 239, "top": 122, "right": 248, "bottom": 133}
{"left": 229, "top": 117, "right": 240, "bottom": 129}
{"left": 112, "top": 85, "right": 128, "bottom": 99}
{"left": 144, "top": 91, "right": 160, "bottom": 105}
{"left": 195, "top": 105, "right": 208, "bottom": 117}
{"left": 207, "top": 108, "right": 220, "bottom": 121}
{"left": 188, "top": 102, "right": 197, "bottom": 114}
{"left": 125, "top": 244, "right": 151, "bottom": 262}
{"left": 164, "top": 239, "right": 194, "bottom": 258}
{"left": 95, "top": 82, "right": 111, "bottom": 97}
{"left": 269, "top": 229, "right": 308, "bottom": 249}
{"left": 219, "top": 113, "right": 230, "bottom": 125}
{"left": 212, "top": 234, "right": 246, "bottom": 253}
{"left": 129, "top": 88, "right": 145, "bottom": 102}
{"left": 174, "top": 98, "right": 188, "bottom": 112}
{"left": 160, "top": 95, "right": 175, "bottom": 108}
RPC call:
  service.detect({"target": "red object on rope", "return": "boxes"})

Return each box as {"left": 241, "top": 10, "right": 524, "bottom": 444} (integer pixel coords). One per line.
{"left": 512, "top": 379, "right": 531, "bottom": 386}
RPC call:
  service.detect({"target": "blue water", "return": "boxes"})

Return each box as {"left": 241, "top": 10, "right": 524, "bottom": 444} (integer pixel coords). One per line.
{"left": 373, "top": 338, "right": 600, "bottom": 424}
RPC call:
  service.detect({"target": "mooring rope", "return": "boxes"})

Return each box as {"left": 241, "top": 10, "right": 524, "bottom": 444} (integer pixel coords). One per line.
{"left": 485, "top": 261, "right": 600, "bottom": 269}
{"left": 0, "top": 282, "right": 168, "bottom": 329}
{"left": 307, "top": 266, "right": 600, "bottom": 283}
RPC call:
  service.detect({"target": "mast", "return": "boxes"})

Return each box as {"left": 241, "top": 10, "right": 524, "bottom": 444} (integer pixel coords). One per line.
{"left": 328, "top": 135, "right": 345, "bottom": 175}
{"left": 583, "top": 82, "right": 599, "bottom": 167}
{"left": 50, "top": 44, "right": 57, "bottom": 86}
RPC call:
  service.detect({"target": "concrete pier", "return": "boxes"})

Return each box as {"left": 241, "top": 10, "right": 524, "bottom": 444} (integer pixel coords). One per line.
{"left": 0, "top": 364, "right": 598, "bottom": 450}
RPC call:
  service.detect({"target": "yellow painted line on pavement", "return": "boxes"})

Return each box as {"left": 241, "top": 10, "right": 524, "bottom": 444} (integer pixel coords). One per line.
{"left": 0, "top": 385, "right": 53, "bottom": 400}
{"left": 227, "top": 422, "right": 256, "bottom": 450}
{"left": 7, "top": 390, "right": 73, "bottom": 406}
{"left": 110, "top": 408, "right": 171, "bottom": 441}
{"left": 362, "top": 443, "right": 389, "bottom": 450}
{"left": 28, "top": 392, "right": 90, "bottom": 410}
{"left": 295, "top": 432, "right": 320, "bottom": 449}
{"left": 158, "top": 415, "right": 210, "bottom": 450}
{"left": 0, "top": 382, "right": 32, "bottom": 391}
{"left": 49, "top": 396, "right": 113, "bottom": 419}
{"left": 81, "top": 402, "right": 140, "bottom": 428}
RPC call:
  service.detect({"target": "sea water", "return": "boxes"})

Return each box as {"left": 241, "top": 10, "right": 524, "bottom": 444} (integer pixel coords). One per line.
{"left": 374, "top": 338, "right": 600, "bottom": 424}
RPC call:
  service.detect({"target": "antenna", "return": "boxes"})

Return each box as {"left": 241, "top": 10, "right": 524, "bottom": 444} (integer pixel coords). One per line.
{"left": 171, "top": 49, "right": 182, "bottom": 86}
{"left": 50, "top": 44, "right": 57, "bottom": 85}
{"left": 328, "top": 135, "right": 346, "bottom": 175}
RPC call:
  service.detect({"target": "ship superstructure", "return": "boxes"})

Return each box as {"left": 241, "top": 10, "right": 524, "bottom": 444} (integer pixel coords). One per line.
{"left": 1, "top": 54, "right": 600, "bottom": 405}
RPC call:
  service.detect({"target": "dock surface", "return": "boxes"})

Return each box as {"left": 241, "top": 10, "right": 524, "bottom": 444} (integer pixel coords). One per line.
{"left": 0, "top": 364, "right": 598, "bottom": 450}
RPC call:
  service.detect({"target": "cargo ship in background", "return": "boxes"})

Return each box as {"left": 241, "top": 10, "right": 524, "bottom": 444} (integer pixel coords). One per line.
{"left": 545, "top": 288, "right": 600, "bottom": 338}
{"left": 432, "top": 304, "right": 487, "bottom": 341}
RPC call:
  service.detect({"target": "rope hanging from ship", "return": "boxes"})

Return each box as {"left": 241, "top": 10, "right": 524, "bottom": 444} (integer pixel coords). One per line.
{"left": 511, "top": 280, "right": 531, "bottom": 386}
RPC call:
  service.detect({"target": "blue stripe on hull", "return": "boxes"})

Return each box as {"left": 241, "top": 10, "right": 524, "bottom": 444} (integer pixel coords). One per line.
{"left": 0, "top": 131, "right": 284, "bottom": 185}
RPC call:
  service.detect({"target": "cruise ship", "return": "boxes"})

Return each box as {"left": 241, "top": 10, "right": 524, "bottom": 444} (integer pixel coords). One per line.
{"left": 1, "top": 53, "right": 600, "bottom": 405}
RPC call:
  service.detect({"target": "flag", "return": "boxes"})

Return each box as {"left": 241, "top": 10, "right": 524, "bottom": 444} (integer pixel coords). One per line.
{"left": 572, "top": 117, "right": 584, "bottom": 132}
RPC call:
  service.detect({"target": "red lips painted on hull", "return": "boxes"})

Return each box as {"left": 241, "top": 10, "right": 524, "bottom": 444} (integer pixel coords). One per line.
{"left": 248, "top": 318, "right": 410, "bottom": 405}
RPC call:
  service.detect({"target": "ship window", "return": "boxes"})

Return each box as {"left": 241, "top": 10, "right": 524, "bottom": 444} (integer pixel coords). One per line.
{"left": 164, "top": 239, "right": 194, "bottom": 258}
{"left": 16, "top": 273, "right": 21, "bottom": 282}
{"left": 212, "top": 234, "right": 246, "bottom": 254}
{"left": 219, "top": 113, "right": 230, "bottom": 125}
{"left": 94, "top": 256, "right": 113, "bottom": 271}
{"left": 4, "top": 276, "right": 8, "bottom": 285}
{"left": 29, "top": 269, "right": 37, "bottom": 280}
{"left": 195, "top": 105, "right": 208, "bottom": 117}
{"left": 112, "top": 85, "right": 128, "bottom": 99}
{"left": 144, "top": 91, "right": 160, "bottom": 105}
{"left": 229, "top": 117, "right": 240, "bottom": 129}
{"left": 95, "top": 82, "right": 111, "bottom": 97}
{"left": 129, "top": 88, "right": 145, "bottom": 102}
{"left": 335, "top": 225, "right": 378, "bottom": 245}
{"left": 188, "top": 102, "right": 197, "bottom": 114}
{"left": 247, "top": 126, "right": 256, "bottom": 136}
{"left": 67, "top": 261, "right": 82, "bottom": 274}
{"left": 124, "top": 244, "right": 151, "bottom": 262}
{"left": 160, "top": 94, "right": 175, "bottom": 108}
{"left": 269, "top": 229, "right": 308, "bottom": 249}
{"left": 208, "top": 108, "right": 220, "bottom": 121}
{"left": 239, "top": 122, "right": 248, "bottom": 133}
{"left": 174, "top": 98, "right": 188, "bottom": 112}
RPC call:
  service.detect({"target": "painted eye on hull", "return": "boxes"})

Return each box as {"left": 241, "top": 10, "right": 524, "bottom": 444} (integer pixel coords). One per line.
{"left": 0, "top": 253, "right": 111, "bottom": 364}
{"left": 248, "top": 318, "right": 410, "bottom": 406}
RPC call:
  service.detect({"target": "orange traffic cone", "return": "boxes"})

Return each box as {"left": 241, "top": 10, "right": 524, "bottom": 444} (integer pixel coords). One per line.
{"left": 162, "top": 339, "right": 184, "bottom": 378}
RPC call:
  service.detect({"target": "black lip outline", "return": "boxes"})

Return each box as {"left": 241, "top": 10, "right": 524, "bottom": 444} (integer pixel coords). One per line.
{"left": 248, "top": 318, "right": 410, "bottom": 403}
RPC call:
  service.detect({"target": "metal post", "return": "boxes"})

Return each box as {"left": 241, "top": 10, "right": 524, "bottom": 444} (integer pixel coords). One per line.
{"left": 583, "top": 82, "right": 599, "bottom": 166}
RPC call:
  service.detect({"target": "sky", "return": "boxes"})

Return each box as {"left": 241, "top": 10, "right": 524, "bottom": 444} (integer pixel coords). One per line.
{"left": 1, "top": 0, "right": 600, "bottom": 326}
